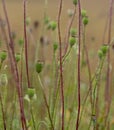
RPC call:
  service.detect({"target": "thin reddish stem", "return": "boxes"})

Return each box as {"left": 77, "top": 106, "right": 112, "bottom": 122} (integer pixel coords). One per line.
{"left": 63, "top": 6, "right": 77, "bottom": 57}
{"left": 24, "top": 0, "right": 31, "bottom": 88}
{"left": 57, "top": 0, "right": 64, "bottom": 130}
{"left": 1, "top": 1, "right": 27, "bottom": 129}
{"left": 76, "top": 1, "right": 81, "bottom": 130}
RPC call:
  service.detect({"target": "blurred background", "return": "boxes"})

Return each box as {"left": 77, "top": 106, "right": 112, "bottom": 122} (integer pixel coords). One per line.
{"left": 0, "top": 0, "right": 112, "bottom": 40}
{"left": 0, "top": 0, "right": 114, "bottom": 82}
{"left": 0, "top": 0, "right": 113, "bottom": 60}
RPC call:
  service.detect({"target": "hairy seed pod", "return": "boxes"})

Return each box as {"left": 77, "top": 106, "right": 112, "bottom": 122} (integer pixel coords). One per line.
{"left": 53, "top": 42, "right": 58, "bottom": 52}
{"left": 69, "top": 37, "right": 76, "bottom": 47}
{"left": 27, "top": 88, "right": 35, "bottom": 99}
{"left": 83, "top": 17, "right": 89, "bottom": 25}
{"left": 50, "top": 21, "right": 57, "bottom": 31}
{"left": 35, "top": 61, "right": 44, "bottom": 73}
{"left": 73, "top": 0, "right": 78, "bottom": 5}
{"left": 98, "top": 50, "right": 103, "bottom": 59}
{"left": 70, "top": 28, "right": 77, "bottom": 37}
{"left": 15, "top": 53, "right": 21, "bottom": 63}
{"left": 101, "top": 45, "right": 109, "bottom": 55}
{"left": 81, "top": 9, "right": 87, "bottom": 18}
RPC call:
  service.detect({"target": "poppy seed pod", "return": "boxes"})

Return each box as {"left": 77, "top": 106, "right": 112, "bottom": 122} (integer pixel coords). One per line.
{"left": 101, "top": 45, "right": 109, "bottom": 55}
{"left": 53, "top": 42, "right": 58, "bottom": 52}
{"left": 35, "top": 61, "right": 44, "bottom": 73}
{"left": 81, "top": 9, "right": 87, "bottom": 18}
{"left": 69, "top": 37, "right": 76, "bottom": 47}
{"left": 44, "top": 16, "right": 50, "bottom": 25}
{"left": 27, "top": 88, "right": 35, "bottom": 99}
{"left": 73, "top": 0, "right": 78, "bottom": 5}
{"left": 15, "top": 53, "right": 21, "bottom": 63}
{"left": 50, "top": 21, "right": 57, "bottom": 31}
{"left": 70, "top": 28, "right": 77, "bottom": 37}
{"left": 98, "top": 50, "right": 103, "bottom": 59}
{"left": 83, "top": 17, "right": 89, "bottom": 25}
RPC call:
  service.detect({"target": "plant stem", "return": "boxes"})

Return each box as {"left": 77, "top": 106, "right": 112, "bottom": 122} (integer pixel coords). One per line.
{"left": 57, "top": 0, "right": 64, "bottom": 130}
{"left": 30, "top": 104, "right": 36, "bottom": 130}
{"left": 0, "top": 65, "right": 6, "bottom": 130}
{"left": 1, "top": 1, "right": 27, "bottom": 129}
{"left": 63, "top": 6, "right": 77, "bottom": 57}
{"left": 9, "top": 92, "right": 16, "bottom": 130}
{"left": 0, "top": 92, "right": 6, "bottom": 130}
{"left": 37, "top": 75, "right": 54, "bottom": 130}
{"left": 88, "top": 56, "right": 105, "bottom": 129}
{"left": 23, "top": 0, "right": 31, "bottom": 88}
{"left": 104, "top": 0, "right": 114, "bottom": 127}
{"left": 79, "top": 26, "right": 92, "bottom": 126}
{"left": 76, "top": 1, "right": 81, "bottom": 130}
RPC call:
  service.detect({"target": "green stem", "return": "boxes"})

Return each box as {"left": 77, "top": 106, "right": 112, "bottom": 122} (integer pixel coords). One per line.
{"left": 0, "top": 92, "right": 6, "bottom": 130}
{"left": 37, "top": 75, "right": 54, "bottom": 130}
{"left": 30, "top": 104, "right": 36, "bottom": 130}
{"left": 81, "top": 26, "right": 86, "bottom": 67}
{"left": 62, "top": 47, "right": 72, "bottom": 64}
{"left": 51, "top": 46, "right": 73, "bottom": 127}
{"left": 91, "top": 57, "right": 105, "bottom": 129}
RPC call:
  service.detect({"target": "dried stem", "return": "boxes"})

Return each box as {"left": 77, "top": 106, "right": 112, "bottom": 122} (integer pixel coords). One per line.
{"left": 57, "top": 0, "right": 64, "bottom": 130}
{"left": 1, "top": 1, "right": 27, "bottom": 129}
{"left": 76, "top": 1, "right": 81, "bottom": 130}
{"left": 24, "top": 0, "right": 31, "bottom": 88}
{"left": 63, "top": 6, "right": 77, "bottom": 57}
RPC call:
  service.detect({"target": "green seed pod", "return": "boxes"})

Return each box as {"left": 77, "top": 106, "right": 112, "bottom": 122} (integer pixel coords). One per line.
{"left": 53, "top": 42, "right": 58, "bottom": 52}
{"left": 81, "top": 9, "right": 87, "bottom": 18}
{"left": 73, "top": 0, "right": 78, "bottom": 5}
{"left": 70, "top": 28, "right": 77, "bottom": 37}
{"left": 0, "top": 50, "right": 7, "bottom": 62}
{"left": 18, "top": 39, "right": 24, "bottom": 46}
{"left": 98, "top": 50, "right": 103, "bottom": 59}
{"left": 69, "top": 37, "right": 76, "bottom": 47}
{"left": 15, "top": 53, "right": 21, "bottom": 63}
{"left": 35, "top": 61, "right": 44, "bottom": 73}
{"left": 82, "top": 17, "right": 89, "bottom": 25}
{"left": 101, "top": 45, "right": 109, "bottom": 55}
{"left": 26, "top": 17, "right": 31, "bottom": 26}
{"left": 44, "top": 16, "right": 50, "bottom": 25}
{"left": 27, "top": 88, "right": 35, "bottom": 99}
{"left": 0, "top": 74, "right": 8, "bottom": 86}
{"left": 81, "top": 60, "right": 87, "bottom": 67}
{"left": 50, "top": 21, "right": 57, "bottom": 31}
